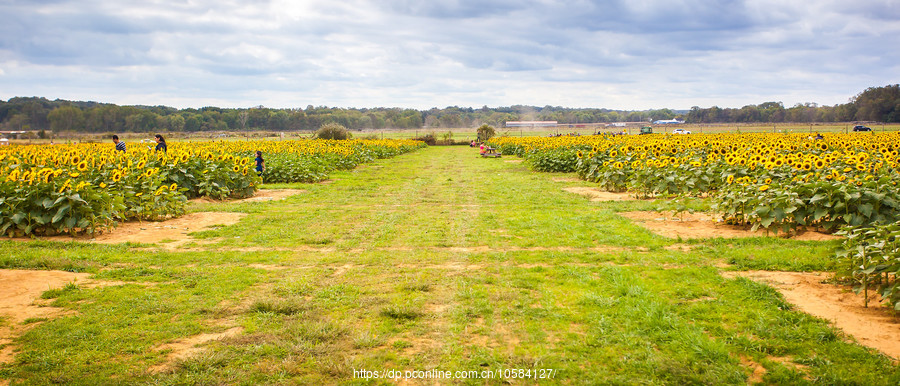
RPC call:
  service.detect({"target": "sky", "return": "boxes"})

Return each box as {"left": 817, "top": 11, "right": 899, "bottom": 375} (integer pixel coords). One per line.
{"left": 1, "top": 0, "right": 898, "bottom": 111}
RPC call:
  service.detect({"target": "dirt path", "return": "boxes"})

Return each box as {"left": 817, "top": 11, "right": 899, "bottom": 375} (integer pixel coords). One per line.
{"left": 11, "top": 212, "right": 246, "bottom": 248}
{"left": 189, "top": 189, "right": 306, "bottom": 204}
{"left": 0, "top": 270, "right": 93, "bottom": 364}
{"left": 723, "top": 271, "right": 900, "bottom": 359}
{"left": 563, "top": 187, "right": 637, "bottom": 202}
{"left": 620, "top": 211, "right": 840, "bottom": 240}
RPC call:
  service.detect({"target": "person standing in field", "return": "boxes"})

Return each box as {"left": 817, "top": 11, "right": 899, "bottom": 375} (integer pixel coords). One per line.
{"left": 255, "top": 151, "right": 265, "bottom": 176}
{"left": 112, "top": 135, "right": 126, "bottom": 152}
{"left": 154, "top": 134, "right": 167, "bottom": 152}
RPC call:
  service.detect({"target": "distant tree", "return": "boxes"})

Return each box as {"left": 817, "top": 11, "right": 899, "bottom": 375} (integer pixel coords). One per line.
{"left": 854, "top": 85, "right": 900, "bottom": 122}
{"left": 238, "top": 110, "right": 249, "bottom": 130}
{"left": 476, "top": 124, "right": 495, "bottom": 141}
{"left": 166, "top": 114, "right": 185, "bottom": 131}
{"left": 184, "top": 115, "right": 202, "bottom": 131}
{"left": 47, "top": 105, "right": 85, "bottom": 131}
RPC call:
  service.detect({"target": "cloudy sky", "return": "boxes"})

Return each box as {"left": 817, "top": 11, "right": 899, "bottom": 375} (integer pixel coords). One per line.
{"left": 1, "top": 0, "right": 898, "bottom": 110}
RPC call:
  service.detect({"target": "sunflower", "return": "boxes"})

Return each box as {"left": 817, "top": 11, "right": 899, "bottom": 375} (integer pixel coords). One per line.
{"left": 58, "top": 178, "right": 72, "bottom": 193}
{"left": 111, "top": 171, "right": 123, "bottom": 182}
{"left": 170, "top": 183, "right": 178, "bottom": 190}
{"left": 726, "top": 175, "right": 735, "bottom": 184}
{"left": 5, "top": 169, "right": 20, "bottom": 182}
{"left": 76, "top": 161, "right": 89, "bottom": 172}
{"left": 759, "top": 185, "right": 770, "bottom": 192}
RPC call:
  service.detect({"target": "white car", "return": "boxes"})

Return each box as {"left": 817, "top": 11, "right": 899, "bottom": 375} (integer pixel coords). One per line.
{"left": 672, "top": 128, "right": 691, "bottom": 134}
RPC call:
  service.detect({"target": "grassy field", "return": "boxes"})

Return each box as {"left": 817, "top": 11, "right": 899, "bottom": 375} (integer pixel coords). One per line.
{"left": 1, "top": 146, "right": 899, "bottom": 384}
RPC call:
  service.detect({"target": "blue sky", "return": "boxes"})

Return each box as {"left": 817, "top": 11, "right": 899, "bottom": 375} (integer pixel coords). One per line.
{"left": 1, "top": 0, "right": 898, "bottom": 110}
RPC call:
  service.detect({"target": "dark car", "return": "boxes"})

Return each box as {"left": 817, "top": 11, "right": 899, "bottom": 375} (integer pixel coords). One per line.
{"left": 853, "top": 125, "right": 872, "bottom": 132}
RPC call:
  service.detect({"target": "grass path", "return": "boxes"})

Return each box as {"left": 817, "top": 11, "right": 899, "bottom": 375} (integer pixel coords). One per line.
{"left": 1, "top": 146, "right": 899, "bottom": 384}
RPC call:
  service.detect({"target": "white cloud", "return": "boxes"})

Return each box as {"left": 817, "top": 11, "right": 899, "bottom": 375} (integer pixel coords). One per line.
{"left": 0, "top": 0, "right": 898, "bottom": 110}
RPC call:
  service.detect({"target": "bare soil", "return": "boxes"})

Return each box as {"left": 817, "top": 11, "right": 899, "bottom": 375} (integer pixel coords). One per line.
{"left": 723, "top": 270, "right": 900, "bottom": 359}
{"left": 552, "top": 177, "right": 582, "bottom": 183}
{"left": 189, "top": 189, "right": 306, "bottom": 204}
{"left": 0, "top": 269, "right": 93, "bottom": 364}
{"left": 148, "top": 326, "right": 244, "bottom": 373}
{"left": 563, "top": 187, "right": 636, "bottom": 202}
{"left": 14, "top": 212, "right": 246, "bottom": 248}
{"left": 620, "top": 211, "right": 841, "bottom": 240}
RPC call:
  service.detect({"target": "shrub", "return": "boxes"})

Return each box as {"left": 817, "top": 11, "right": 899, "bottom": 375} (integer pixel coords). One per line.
{"left": 413, "top": 133, "right": 436, "bottom": 146}
{"left": 314, "top": 123, "right": 352, "bottom": 140}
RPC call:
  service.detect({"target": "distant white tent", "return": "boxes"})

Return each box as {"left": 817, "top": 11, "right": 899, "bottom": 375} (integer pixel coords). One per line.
{"left": 653, "top": 119, "right": 683, "bottom": 124}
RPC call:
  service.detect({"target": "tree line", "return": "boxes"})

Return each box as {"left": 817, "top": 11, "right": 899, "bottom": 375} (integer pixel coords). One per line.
{"left": 1, "top": 85, "right": 897, "bottom": 133}
{"left": 684, "top": 85, "right": 900, "bottom": 123}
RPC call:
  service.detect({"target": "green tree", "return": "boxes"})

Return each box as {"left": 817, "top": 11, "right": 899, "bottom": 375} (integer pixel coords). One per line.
{"left": 854, "top": 85, "right": 900, "bottom": 122}
{"left": 476, "top": 124, "right": 495, "bottom": 141}
{"left": 47, "top": 105, "right": 85, "bottom": 131}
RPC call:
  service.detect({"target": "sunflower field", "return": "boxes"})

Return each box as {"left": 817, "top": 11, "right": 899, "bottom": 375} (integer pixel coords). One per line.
{"left": 0, "top": 139, "right": 423, "bottom": 237}
{"left": 226, "top": 139, "right": 425, "bottom": 183}
{"left": 490, "top": 132, "right": 900, "bottom": 308}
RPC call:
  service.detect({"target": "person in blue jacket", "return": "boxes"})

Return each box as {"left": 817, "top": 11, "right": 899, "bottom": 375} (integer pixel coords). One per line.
{"left": 255, "top": 151, "right": 265, "bottom": 176}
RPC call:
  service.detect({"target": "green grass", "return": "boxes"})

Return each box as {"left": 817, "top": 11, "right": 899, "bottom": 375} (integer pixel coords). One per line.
{"left": 1, "top": 146, "right": 898, "bottom": 385}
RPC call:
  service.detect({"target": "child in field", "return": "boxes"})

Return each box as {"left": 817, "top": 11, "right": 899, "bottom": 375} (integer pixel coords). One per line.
{"left": 255, "top": 151, "right": 265, "bottom": 176}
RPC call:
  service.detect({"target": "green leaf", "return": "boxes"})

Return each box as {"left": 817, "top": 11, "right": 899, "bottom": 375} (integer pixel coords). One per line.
{"left": 858, "top": 203, "right": 874, "bottom": 218}
{"left": 52, "top": 204, "right": 71, "bottom": 224}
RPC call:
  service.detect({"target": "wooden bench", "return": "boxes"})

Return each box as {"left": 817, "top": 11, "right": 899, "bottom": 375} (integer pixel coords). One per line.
{"left": 480, "top": 147, "right": 502, "bottom": 158}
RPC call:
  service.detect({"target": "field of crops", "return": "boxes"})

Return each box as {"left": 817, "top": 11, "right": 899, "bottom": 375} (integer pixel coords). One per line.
{"left": 0, "top": 139, "right": 423, "bottom": 237}
{"left": 490, "top": 132, "right": 900, "bottom": 309}
{"left": 4, "top": 142, "right": 900, "bottom": 384}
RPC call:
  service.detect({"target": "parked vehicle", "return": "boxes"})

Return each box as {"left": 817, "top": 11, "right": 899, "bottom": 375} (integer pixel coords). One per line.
{"left": 853, "top": 125, "right": 872, "bottom": 132}
{"left": 672, "top": 128, "right": 691, "bottom": 134}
